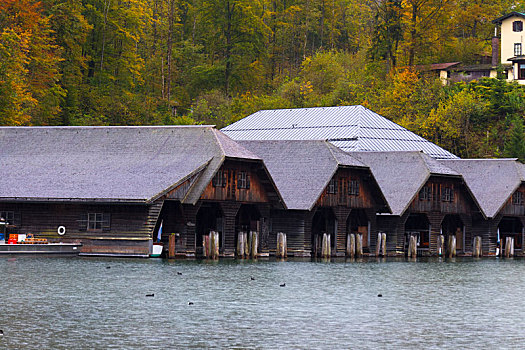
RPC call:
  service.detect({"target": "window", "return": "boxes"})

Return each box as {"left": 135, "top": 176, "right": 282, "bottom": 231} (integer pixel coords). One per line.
{"left": 513, "top": 20, "right": 523, "bottom": 32}
{"left": 519, "top": 63, "right": 525, "bottom": 80}
{"left": 327, "top": 178, "right": 337, "bottom": 194}
{"left": 441, "top": 187, "right": 454, "bottom": 202}
{"left": 237, "top": 171, "right": 250, "bottom": 189}
{"left": 349, "top": 180, "right": 360, "bottom": 196}
{"left": 512, "top": 191, "right": 523, "bottom": 205}
{"left": 0, "top": 211, "right": 14, "bottom": 224}
{"left": 212, "top": 170, "right": 227, "bottom": 187}
{"left": 419, "top": 186, "right": 432, "bottom": 201}
{"left": 79, "top": 213, "right": 110, "bottom": 231}
{"left": 515, "top": 43, "right": 522, "bottom": 56}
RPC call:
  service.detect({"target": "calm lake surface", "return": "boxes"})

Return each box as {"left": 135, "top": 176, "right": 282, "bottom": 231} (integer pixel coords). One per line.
{"left": 1, "top": 256, "right": 525, "bottom": 349}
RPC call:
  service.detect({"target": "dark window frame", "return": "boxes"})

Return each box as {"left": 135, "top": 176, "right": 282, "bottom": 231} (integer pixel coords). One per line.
{"left": 237, "top": 171, "right": 250, "bottom": 189}
{"left": 348, "top": 179, "right": 360, "bottom": 196}
{"left": 419, "top": 186, "right": 432, "bottom": 201}
{"left": 441, "top": 187, "right": 455, "bottom": 202}
{"left": 512, "top": 191, "right": 524, "bottom": 205}
{"left": 513, "top": 20, "right": 523, "bottom": 32}
{"left": 515, "top": 43, "right": 522, "bottom": 56}
{"left": 327, "top": 178, "right": 337, "bottom": 194}
{"left": 212, "top": 170, "right": 227, "bottom": 187}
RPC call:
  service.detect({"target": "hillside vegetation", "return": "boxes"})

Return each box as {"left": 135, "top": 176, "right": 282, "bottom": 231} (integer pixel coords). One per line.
{"left": 2, "top": 0, "right": 525, "bottom": 159}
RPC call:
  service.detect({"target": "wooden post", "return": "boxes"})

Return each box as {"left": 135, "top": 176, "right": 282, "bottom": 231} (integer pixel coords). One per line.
{"left": 381, "top": 232, "right": 387, "bottom": 257}
{"left": 249, "top": 231, "right": 258, "bottom": 258}
{"left": 504, "top": 237, "right": 509, "bottom": 258}
{"left": 169, "top": 234, "right": 175, "bottom": 258}
{"left": 210, "top": 231, "right": 219, "bottom": 260}
{"left": 472, "top": 236, "right": 482, "bottom": 258}
{"left": 244, "top": 232, "right": 249, "bottom": 257}
{"left": 237, "top": 231, "right": 246, "bottom": 258}
{"left": 356, "top": 233, "right": 363, "bottom": 257}
{"left": 321, "top": 233, "right": 331, "bottom": 258}
{"left": 203, "top": 234, "right": 209, "bottom": 258}
{"left": 276, "top": 232, "right": 287, "bottom": 258}
{"left": 437, "top": 235, "right": 444, "bottom": 256}
{"left": 408, "top": 234, "right": 417, "bottom": 258}
{"left": 447, "top": 235, "right": 456, "bottom": 258}
{"left": 375, "top": 232, "right": 382, "bottom": 256}
{"left": 511, "top": 237, "right": 515, "bottom": 257}
{"left": 347, "top": 234, "right": 355, "bottom": 258}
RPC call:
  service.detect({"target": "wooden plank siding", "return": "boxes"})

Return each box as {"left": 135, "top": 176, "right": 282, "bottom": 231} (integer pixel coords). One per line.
{"left": 0, "top": 201, "right": 160, "bottom": 256}
{"left": 378, "top": 176, "right": 479, "bottom": 256}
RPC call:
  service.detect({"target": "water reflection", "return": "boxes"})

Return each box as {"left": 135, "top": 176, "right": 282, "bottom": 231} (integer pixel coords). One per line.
{"left": 0, "top": 256, "right": 523, "bottom": 349}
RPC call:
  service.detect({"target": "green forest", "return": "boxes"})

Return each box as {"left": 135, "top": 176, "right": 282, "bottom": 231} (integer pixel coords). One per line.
{"left": 2, "top": 0, "right": 525, "bottom": 159}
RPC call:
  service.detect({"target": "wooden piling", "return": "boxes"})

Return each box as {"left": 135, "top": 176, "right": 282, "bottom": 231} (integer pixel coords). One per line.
{"left": 347, "top": 234, "right": 356, "bottom": 258}
{"left": 203, "top": 234, "right": 210, "bottom": 258}
{"left": 249, "top": 231, "right": 258, "bottom": 258}
{"left": 356, "top": 233, "right": 363, "bottom": 257}
{"left": 381, "top": 232, "right": 387, "bottom": 257}
{"left": 168, "top": 234, "right": 175, "bottom": 258}
{"left": 472, "top": 236, "right": 482, "bottom": 258}
{"left": 511, "top": 237, "right": 515, "bottom": 257}
{"left": 276, "top": 232, "right": 287, "bottom": 258}
{"left": 408, "top": 234, "right": 417, "bottom": 258}
{"left": 437, "top": 235, "right": 444, "bottom": 256}
{"left": 237, "top": 232, "right": 247, "bottom": 258}
{"left": 375, "top": 232, "right": 382, "bottom": 256}
{"left": 447, "top": 235, "right": 456, "bottom": 258}
{"left": 244, "top": 232, "right": 250, "bottom": 257}
{"left": 321, "top": 233, "right": 331, "bottom": 258}
{"left": 210, "top": 231, "right": 219, "bottom": 259}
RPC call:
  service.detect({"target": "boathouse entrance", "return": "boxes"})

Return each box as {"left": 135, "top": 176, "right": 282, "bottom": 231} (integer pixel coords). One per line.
{"left": 404, "top": 214, "right": 430, "bottom": 255}
{"left": 441, "top": 214, "right": 464, "bottom": 254}
{"left": 498, "top": 216, "right": 523, "bottom": 254}
{"left": 196, "top": 203, "right": 224, "bottom": 255}
{"left": 347, "top": 209, "right": 370, "bottom": 252}
{"left": 312, "top": 207, "right": 337, "bottom": 257}
{"left": 235, "top": 204, "right": 261, "bottom": 256}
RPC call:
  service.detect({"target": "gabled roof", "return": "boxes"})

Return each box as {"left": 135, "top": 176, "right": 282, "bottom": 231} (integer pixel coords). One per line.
{"left": 440, "top": 158, "right": 525, "bottom": 218}
{"left": 0, "top": 126, "right": 268, "bottom": 204}
{"left": 221, "top": 105, "right": 458, "bottom": 159}
{"left": 493, "top": 12, "right": 525, "bottom": 24}
{"left": 415, "top": 62, "right": 461, "bottom": 71}
{"left": 238, "top": 140, "right": 386, "bottom": 211}
{"left": 350, "top": 151, "right": 461, "bottom": 216}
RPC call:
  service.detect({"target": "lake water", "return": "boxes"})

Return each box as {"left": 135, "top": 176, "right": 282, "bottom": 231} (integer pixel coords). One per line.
{"left": 1, "top": 256, "right": 525, "bottom": 349}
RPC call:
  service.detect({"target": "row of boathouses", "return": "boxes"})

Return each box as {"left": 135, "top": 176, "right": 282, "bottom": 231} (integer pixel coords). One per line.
{"left": 0, "top": 106, "right": 524, "bottom": 258}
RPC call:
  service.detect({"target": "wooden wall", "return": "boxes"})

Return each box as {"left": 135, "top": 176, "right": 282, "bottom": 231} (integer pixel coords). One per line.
{"left": 0, "top": 201, "right": 161, "bottom": 256}
{"left": 407, "top": 176, "right": 474, "bottom": 214}
{"left": 315, "top": 168, "right": 377, "bottom": 209}
{"left": 200, "top": 160, "right": 269, "bottom": 203}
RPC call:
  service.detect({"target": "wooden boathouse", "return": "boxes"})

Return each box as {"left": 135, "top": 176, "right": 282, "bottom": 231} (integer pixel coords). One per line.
{"left": 442, "top": 159, "right": 525, "bottom": 256}
{"left": 0, "top": 126, "right": 283, "bottom": 257}
{"left": 351, "top": 151, "right": 482, "bottom": 256}
{"left": 239, "top": 140, "right": 390, "bottom": 257}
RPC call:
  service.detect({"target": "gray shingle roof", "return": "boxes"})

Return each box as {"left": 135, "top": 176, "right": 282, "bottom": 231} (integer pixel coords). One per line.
{"left": 0, "top": 126, "right": 263, "bottom": 203}
{"left": 441, "top": 159, "right": 524, "bottom": 218}
{"left": 350, "top": 151, "right": 461, "bottom": 216}
{"left": 222, "top": 105, "right": 458, "bottom": 159}
{"left": 239, "top": 140, "right": 373, "bottom": 210}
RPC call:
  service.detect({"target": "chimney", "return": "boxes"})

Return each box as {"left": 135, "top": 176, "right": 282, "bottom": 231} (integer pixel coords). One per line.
{"left": 492, "top": 27, "right": 499, "bottom": 67}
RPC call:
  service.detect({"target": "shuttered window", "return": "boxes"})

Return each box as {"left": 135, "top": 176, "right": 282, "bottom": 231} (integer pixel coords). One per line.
{"left": 441, "top": 187, "right": 454, "bottom": 202}
{"left": 237, "top": 171, "right": 250, "bottom": 189}
{"left": 349, "top": 180, "right": 360, "bottom": 196}
{"left": 212, "top": 170, "right": 227, "bottom": 187}
{"left": 327, "top": 178, "right": 337, "bottom": 194}
{"left": 512, "top": 191, "right": 523, "bottom": 205}
{"left": 515, "top": 43, "right": 522, "bottom": 56}
{"left": 513, "top": 21, "right": 523, "bottom": 32}
{"left": 419, "top": 186, "right": 432, "bottom": 201}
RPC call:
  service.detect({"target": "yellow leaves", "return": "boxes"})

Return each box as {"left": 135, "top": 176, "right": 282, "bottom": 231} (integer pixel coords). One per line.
{"left": 300, "top": 81, "right": 313, "bottom": 96}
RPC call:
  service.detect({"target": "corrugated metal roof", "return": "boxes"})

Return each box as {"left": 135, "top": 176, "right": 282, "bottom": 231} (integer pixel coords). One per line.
{"left": 222, "top": 105, "right": 459, "bottom": 159}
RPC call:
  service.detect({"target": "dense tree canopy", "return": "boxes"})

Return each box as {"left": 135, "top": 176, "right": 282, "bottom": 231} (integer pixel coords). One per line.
{"left": 1, "top": 0, "right": 525, "bottom": 159}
